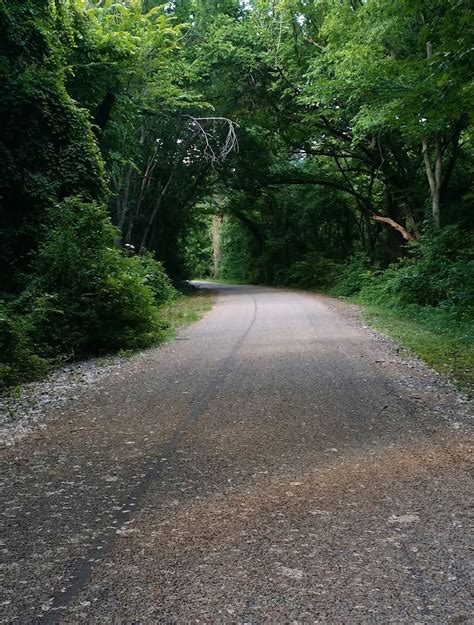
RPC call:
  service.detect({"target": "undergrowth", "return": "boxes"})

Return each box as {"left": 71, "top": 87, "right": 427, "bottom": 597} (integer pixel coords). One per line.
{"left": 158, "top": 288, "right": 214, "bottom": 342}
{"left": 356, "top": 301, "right": 473, "bottom": 394}
{"left": 0, "top": 198, "right": 211, "bottom": 392}
{"left": 333, "top": 227, "right": 474, "bottom": 394}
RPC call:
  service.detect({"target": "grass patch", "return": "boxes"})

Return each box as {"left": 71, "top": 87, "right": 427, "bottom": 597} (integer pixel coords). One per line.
{"left": 355, "top": 299, "right": 473, "bottom": 395}
{"left": 158, "top": 288, "right": 214, "bottom": 342}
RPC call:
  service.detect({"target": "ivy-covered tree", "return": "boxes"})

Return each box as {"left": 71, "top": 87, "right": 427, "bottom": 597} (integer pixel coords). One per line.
{"left": 0, "top": 0, "right": 105, "bottom": 289}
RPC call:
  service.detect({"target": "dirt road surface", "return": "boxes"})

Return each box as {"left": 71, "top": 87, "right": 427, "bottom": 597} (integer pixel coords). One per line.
{"left": 2, "top": 283, "right": 472, "bottom": 624}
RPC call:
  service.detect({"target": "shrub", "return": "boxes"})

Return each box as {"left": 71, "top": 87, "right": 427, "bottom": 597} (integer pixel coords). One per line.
{"left": 0, "top": 303, "right": 48, "bottom": 389}
{"left": 283, "top": 251, "right": 340, "bottom": 290}
{"left": 330, "top": 254, "right": 373, "bottom": 296}
{"left": 359, "top": 226, "right": 474, "bottom": 314}
{"left": 128, "top": 252, "right": 177, "bottom": 306}
{"left": 22, "top": 198, "right": 161, "bottom": 356}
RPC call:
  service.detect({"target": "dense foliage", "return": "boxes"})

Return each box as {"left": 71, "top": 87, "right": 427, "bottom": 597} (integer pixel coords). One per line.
{"left": 1, "top": 0, "right": 472, "bottom": 388}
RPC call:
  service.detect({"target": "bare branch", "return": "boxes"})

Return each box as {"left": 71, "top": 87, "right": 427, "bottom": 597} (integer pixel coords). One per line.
{"left": 183, "top": 116, "right": 239, "bottom": 164}
{"left": 371, "top": 215, "right": 415, "bottom": 241}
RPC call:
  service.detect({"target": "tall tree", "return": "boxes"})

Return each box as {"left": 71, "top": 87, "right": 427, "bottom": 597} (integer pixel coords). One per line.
{"left": 0, "top": 0, "right": 105, "bottom": 289}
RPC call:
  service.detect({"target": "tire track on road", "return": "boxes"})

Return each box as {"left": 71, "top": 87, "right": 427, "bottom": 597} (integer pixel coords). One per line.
{"left": 38, "top": 294, "right": 258, "bottom": 624}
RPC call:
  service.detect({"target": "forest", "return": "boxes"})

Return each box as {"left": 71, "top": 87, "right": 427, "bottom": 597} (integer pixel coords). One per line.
{"left": 1, "top": 0, "right": 473, "bottom": 390}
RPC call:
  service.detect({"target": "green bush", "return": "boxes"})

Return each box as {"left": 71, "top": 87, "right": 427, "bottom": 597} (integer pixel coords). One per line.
{"left": 0, "top": 303, "right": 48, "bottom": 389}
{"left": 129, "top": 252, "right": 177, "bottom": 306}
{"left": 22, "top": 198, "right": 161, "bottom": 356}
{"left": 0, "top": 199, "right": 181, "bottom": 388}
{"left": 330, "top": 254, "right": 373, "bottom": 297}
{"left": 359, "top": 226, "right": 474, "bottom": 314}
{"left": 283, "top": 251, "right": 340, "bottom": 290}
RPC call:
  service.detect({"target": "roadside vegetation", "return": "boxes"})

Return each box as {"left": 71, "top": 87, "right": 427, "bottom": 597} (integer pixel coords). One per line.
{"left": 1, "top": 0, "right": 472, "bottom": 391}
{"left": 333, "top": 228, "right": 473, "bottom": 391}
{"left": 158, "top": 288, "right": 214, "bottom": 343}
{"left": 360, "top": 303, "right": 473, "bottom": 392}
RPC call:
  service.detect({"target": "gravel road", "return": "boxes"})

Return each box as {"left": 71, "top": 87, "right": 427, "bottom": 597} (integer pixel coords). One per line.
{"left": 1, "top": 283, "right": 472, "bottom": 624}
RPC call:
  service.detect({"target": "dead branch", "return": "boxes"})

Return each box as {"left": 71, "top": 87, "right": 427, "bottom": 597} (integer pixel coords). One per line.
{"left": 371, "top": 215, "right": 416, "bottom": 241}
{"left": 183, "top": 116, "right": 239, "bottom": 164}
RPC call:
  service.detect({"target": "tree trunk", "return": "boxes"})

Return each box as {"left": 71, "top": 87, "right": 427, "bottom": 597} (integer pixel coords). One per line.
{"left": 93, "top": 92, "right": 116, "bottom": 134}
{"left": 139, "top": 171, "right": 174, "bottom": 254}
{"left": 422, "top": 138, "right": 442, "bottom": 229}
{"left": 126, "top": 149, "right": 159, "bottom": 246}
{"left": 422, "top": 41, "right": 442, "bottom": 229}
{"left": 211, "top": 215, "right": 222, "bottom": 278}
{"left": 117, "top": 165, "right": 134, "bottom": 234}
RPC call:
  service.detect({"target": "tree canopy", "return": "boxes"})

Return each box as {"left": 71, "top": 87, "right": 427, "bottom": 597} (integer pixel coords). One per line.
{"left": 1, "top": 0, "right": 473, "bottom": 388}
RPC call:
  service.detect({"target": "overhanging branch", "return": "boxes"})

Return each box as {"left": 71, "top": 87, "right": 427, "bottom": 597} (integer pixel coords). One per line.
{"left": 266, "top": 173, "right": 416, "bottom": 241}
{"left": 371, "top": 215, "right": 415, "bottom": 241}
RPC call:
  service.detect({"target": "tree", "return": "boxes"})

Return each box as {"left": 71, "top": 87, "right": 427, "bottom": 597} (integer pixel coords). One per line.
{"left": 0, "top": 0, "right": 105, "bottom": 289}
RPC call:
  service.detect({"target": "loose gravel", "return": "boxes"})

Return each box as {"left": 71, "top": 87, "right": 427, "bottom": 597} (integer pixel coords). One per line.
{"left": 0, "top": 355, "right": 131, "bottom": 446}
{"left": 1, "top": 283, "right": 472, "bottom": 624}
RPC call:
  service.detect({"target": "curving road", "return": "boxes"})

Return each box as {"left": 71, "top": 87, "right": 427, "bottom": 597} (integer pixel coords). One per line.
{"left": 2, "top": 283, "right": 472, "bottom": 623}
